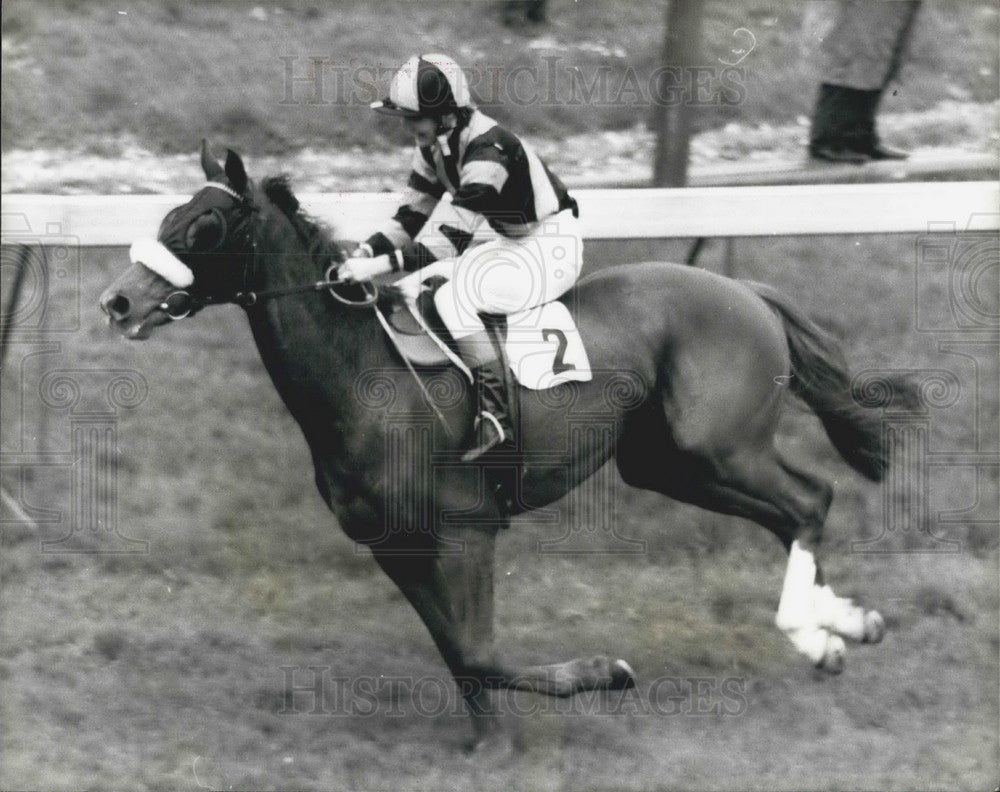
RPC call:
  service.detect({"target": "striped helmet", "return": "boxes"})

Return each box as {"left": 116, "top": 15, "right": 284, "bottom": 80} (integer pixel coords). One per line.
{"left": 371, "top": 53, "right": 473, "bottom": 118}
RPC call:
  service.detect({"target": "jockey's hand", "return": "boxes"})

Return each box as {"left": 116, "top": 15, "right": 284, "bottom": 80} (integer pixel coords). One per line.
{"left": 395, "top": 274, "right": 422, "bottom": 302}
{"left": 339, "top": 254, "right": 392, "bottom": 283}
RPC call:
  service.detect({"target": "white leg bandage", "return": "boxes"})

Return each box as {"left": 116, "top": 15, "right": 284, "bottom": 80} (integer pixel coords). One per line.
{"left": 813, "top": 584, "right": 866, "bottom": 642}
{"left": 775, "top": 541, "right": 846, "bottom": 666}
{"left": 785, "top": 626, "right": 843, "bottom": 666}
{"left": 775, "top": 540, "right": 817, "bottom": 632}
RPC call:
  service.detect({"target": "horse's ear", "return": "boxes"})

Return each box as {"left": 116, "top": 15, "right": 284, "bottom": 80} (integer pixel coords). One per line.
{"left": 200, "top": 139, "right": 224, "bottom": 179}
{"left": 224, "top": 148, "right": 248, "bottom": 194}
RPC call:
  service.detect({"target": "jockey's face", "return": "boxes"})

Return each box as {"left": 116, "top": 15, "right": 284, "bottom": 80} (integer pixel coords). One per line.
{"left": 403, "top": 116, "right": 439, "bottom": 147}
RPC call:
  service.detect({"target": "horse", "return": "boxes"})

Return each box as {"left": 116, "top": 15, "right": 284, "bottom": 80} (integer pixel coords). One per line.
{"left": 100, "top": 143, "right": 912, "bottom": 749}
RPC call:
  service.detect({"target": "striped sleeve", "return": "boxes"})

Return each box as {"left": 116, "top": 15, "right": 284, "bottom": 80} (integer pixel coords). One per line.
{"left": 453, "top": 143, "right": 508, "bottom": 217}
{"left": 366, "top": 147, "right": 444, "bottom": 256}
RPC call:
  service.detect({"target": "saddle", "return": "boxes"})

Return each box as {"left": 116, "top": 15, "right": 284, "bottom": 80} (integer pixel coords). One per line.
{"left": 377, "top": 275, "right": 456, "bottom": 368}
{"left": 376, "top": 272, "right": 593, "bottom": 390}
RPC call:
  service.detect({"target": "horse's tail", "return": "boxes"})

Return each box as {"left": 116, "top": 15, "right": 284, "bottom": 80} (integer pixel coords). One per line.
{"left": 746, "top": 281, "right": 916, "bottom": 482}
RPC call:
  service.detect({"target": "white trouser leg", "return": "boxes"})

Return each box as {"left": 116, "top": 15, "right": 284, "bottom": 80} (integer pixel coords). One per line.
{"left": 435, "top": 209, "right": 583, "bottom": 341}
{"left": 395, "top": 258, "right": 457, "bottom": 300}
{"left": 435, "top": 278, "right": 486, "bottom": 341}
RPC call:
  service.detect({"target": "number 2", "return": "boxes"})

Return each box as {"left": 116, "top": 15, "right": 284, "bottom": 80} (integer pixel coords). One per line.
{"left": 542, "top": 328, "right": 576, "bottom": 375}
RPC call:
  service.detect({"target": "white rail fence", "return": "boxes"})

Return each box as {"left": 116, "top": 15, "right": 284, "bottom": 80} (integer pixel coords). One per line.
{"left": 2, "top": 182, "right": 997, "bottom": 245}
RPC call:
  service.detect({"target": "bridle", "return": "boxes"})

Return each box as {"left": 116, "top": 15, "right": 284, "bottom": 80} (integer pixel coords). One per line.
{"left": 157, "top": 182, "right": 377, "bottom": 321}
{"left": 152, "top": 180, "right": 460, "bottom": 436}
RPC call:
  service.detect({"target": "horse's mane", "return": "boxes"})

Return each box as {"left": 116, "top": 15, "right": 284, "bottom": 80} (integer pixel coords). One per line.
{"left": 261, "top": 175, "right": 346, "bottom": 265}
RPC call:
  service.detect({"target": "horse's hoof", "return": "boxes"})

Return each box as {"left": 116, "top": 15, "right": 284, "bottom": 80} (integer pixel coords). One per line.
{"left": 463, "top": 729, "right": 516, "bottom": 763}
{"left": 462, "top": 731, "right": 511, "bottom": 759}
{"left": 815, "top": 635, "right": 846, "bottom": 675}
{"left": 610, "top": 659, "right": 637, "bottom": 690}
{"left": 861, "top": 610, "right": 886, "bottom": 644}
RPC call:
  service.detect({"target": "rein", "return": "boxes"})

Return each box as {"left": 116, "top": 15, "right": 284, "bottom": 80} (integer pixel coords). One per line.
{"left": 159, "top": 181, "right": 453, "bottom": 435}
{"left": 167, "top": 267, "right": 377, "bottom": 314}
{"left": 229, "top": 266, "right": 379, "bottom": 309}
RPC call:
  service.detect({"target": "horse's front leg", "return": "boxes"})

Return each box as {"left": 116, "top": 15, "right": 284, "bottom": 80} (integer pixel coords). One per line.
{"left": 373, "top": 520, "right": 636, "bottom": 751}
{"left": 372, "top": 524, "right": 502, "bottom": 751}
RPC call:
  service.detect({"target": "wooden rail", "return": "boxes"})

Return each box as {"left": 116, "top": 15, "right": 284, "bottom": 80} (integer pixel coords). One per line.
{"left": 2, "top": 181, "right": 996, "bottom": 246}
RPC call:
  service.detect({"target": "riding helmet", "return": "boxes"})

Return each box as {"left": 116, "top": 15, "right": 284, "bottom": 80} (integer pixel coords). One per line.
{"left": 371, "top": 53, "right": 473, "bottom": 118}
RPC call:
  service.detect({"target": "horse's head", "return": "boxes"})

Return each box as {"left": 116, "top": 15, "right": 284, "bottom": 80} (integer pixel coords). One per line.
{"left": 100, "top": 141, "right": 258, "bottom": 339}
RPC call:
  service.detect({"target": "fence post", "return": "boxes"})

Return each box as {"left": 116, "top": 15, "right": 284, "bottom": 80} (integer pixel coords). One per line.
{"left": 652, "top": 0, "right": 705, "bottom": 188}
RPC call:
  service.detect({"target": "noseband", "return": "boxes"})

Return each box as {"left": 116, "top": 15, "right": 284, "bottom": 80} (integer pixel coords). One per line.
{"left": 158, "top": 182, "right": 377, "bottom": 320}
{"left": 153, "top": 182, "right": 451, "bottom": 434}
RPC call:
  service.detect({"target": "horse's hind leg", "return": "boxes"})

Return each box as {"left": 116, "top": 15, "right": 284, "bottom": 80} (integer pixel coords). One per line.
{"left": 774, "top": 459, "right": 886, "bottom": 647}
{"left": 615, "top": 409, "right": 883, "bottom": 672}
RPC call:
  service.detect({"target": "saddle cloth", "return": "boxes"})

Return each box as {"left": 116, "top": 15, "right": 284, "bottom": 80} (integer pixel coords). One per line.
{"left": 379, "top": 276, "right": 592, "bottom": 390}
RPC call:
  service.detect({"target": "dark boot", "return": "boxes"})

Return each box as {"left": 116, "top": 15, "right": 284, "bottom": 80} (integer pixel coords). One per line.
{"left": 868, "top": 143, "right": 909, "bottom": 160}
{"left": 462, "top": 362, "right": 514, "bottom": 462}
{"left": 809, "top": 83, "right": 871, "bottom": 164}
{"left": 526, "top": 0, "right": 547, "bottom": 22}
{"left": 853, "top": 91, "right": 910, "bottom": 160}
{"left": 809, "top": 144, "right": 870, "bottom": 164}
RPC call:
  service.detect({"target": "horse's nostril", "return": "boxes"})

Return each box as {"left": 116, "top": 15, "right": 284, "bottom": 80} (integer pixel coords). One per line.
{"left": 102, "top": 293, "right": 131, "bottom": 321}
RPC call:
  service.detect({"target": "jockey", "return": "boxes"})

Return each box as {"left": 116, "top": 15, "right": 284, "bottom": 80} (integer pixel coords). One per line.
{"left": 340, "top": 53, "right": 582, "bottom": 460}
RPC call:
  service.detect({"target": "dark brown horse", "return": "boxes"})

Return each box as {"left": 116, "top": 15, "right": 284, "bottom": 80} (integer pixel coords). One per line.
{"left": 100, "top": 145, "right": 909, "bottom": 748}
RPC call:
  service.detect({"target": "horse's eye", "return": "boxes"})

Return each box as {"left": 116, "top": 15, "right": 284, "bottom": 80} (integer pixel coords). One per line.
{"left": 185, "top": 210, "right": 226, "bottom": 251}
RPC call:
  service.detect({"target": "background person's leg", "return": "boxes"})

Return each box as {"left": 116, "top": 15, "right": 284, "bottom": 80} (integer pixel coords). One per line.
{"left": 809, "top": 83, "right": 870, "bottom": 164}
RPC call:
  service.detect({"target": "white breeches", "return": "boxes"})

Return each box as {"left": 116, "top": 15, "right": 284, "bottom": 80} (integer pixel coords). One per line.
{"left": 406, "top": 208, "right": 583, "bottom": 341}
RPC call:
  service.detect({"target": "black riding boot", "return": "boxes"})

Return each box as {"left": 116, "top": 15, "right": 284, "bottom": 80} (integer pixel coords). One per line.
{"left": 462, "top": 362, "right": 514, "bottom": 462}
{"left": 808, "top": 83, "right": 870, "bottom": 164}
{"left": 853, "top": 89, "right": 909, "bottom": 160}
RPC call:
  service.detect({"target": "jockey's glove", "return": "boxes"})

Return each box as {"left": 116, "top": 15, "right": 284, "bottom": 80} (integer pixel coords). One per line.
{"left": 339, "top": 254, "right": 393, "bottom": 282}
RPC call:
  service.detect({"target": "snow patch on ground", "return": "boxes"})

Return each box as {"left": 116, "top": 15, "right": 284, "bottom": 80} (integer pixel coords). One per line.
{"left": 2, "top": 102, "right": 995, "bottom": 195}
